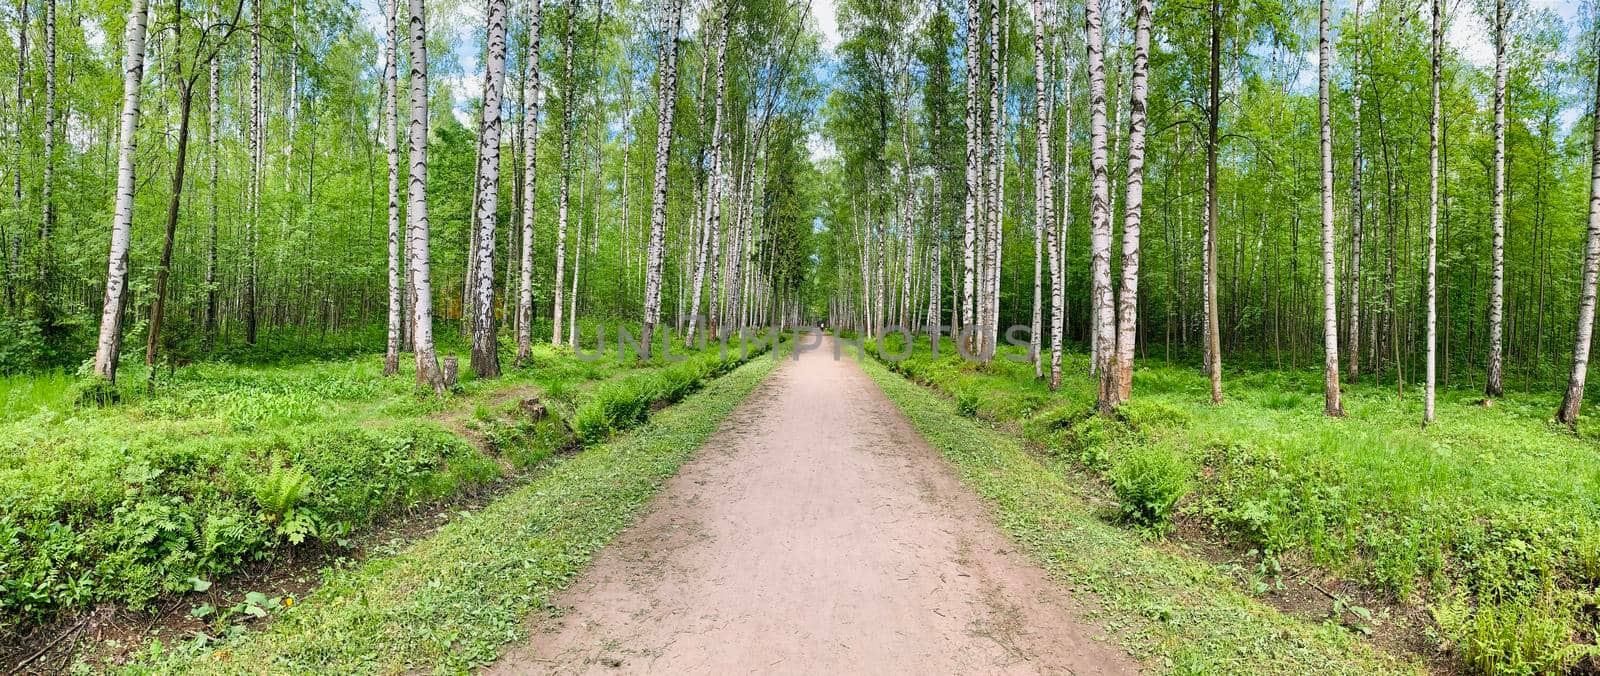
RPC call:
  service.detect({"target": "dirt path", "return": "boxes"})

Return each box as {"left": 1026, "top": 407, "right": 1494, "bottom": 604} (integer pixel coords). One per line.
{"left": 491, "top": 339, "right": 1138, "bottom": 675}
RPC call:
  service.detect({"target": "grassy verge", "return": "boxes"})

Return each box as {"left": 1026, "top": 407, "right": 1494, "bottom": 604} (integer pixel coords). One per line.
{"left": 870, "top": 336, "right": 1600, "bottom": 673}
{"left": 127, "top": 353, "right": 780, "bottom": 673}
{"left": 0, "top": 330, "right": 769, "bottom": 635}
{"left": 860, "top": 355, "right": 1415, "bottom": 674}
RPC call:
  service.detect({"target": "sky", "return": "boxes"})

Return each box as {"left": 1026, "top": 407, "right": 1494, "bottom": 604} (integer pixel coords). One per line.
{"left": 356, "top": 0, "right": 1582, "bottom": 134}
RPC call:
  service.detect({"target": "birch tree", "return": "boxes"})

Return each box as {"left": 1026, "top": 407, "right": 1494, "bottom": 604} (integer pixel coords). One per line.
{"left": 1319, "top": 0, "right": 1343, "bottom": 416}
{"left": 641, "top": 0, "right": 683, "bottom": 356}
{"left": 1202, "top": 0, "right": 1223, "bottom": 404}
{"left": 516, "top": 0, "right": 545, "bottom": 365}
{"left": 40, "top": 0, "right": 56, "bottom": 278}
{"left": 1086, "top": 0, "right": 1115, "bottom": 413}
{"left": 1031, "top": 0, "right": 1048, "bottom": 377}
{"left": 205, "top": 2, "right": 222, "bottom": 351}
{"left": 1556, "top": 40, "right": 1600, "bottom": 427}
{"left": 962, "top": 0, "right": 980, "bottom": 352}
{"left": 1106, "top": 0, "right": 1150, "bottom": 406}
{"left": 687, "top": 0, "right": 730, "bottom": 346}
{"left": 247, "top": 0, "right": 262, "bottom": 345}
{"left": 407, "top": 0, "right": 446, "bottom": 392}
{"left": 384, "top": 0, "right": 403, "bottom": 375}
{"left": 1423, "top": 0, "right": 1440, "bottom": 424}
{"left": 1347, "top": 0, "right": 1362, "bottom": 381}
{"left": 1486, "top": 0, "right": 1508, "bottom": 399}
{"left": 90, "top": 0, "right": 153, "bottom": 383}
{"left": 552, "top": 0, "right": 579, "bottom": 346}
{"left": 470, "top": 0, "right": 511, "bottom": 377}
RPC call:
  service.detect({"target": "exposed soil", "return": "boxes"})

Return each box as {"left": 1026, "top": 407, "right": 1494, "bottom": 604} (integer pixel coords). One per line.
{"left": 491, "top": 339, "right": 1139, "bottom": 675}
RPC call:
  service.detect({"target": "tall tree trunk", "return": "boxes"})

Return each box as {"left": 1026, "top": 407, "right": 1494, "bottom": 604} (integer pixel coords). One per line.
{"left": 1347, "top": 0, "right": 1363, "bottom": 382}
{"left": 91, "top": 0, "right": 151, "bottom": 383}
{"left": 39, "top": 0, "right": 55, "bottom": 286}
{"left": 552, "top": 0, "right": 579, "bottom": 346}
{"left": 384, "top": 0, "right": 404, "bottom": 375}
{"left": 1086, "top": 0, "right": 1114, "bottom": 413}
{"left": 962, "top": 0, "right": 980, "bottom": 352}
{"left": 147, "top": 82, "right": 197, "bottom": 382}
{"left": 206, "top": 8, "right": 221, "bottom": 351}
{"left": 985, "top": 0, "right": 1003, "bottom": 358}
{"left": 687, "top": 1, "right": 729, "bottom": 345}
{"left": 1319, "top": 0, "right": 1344, "bottom": 416}
{"left": 407, "top": 0, "right": 445, "bottom": 392}
{"left": 1486, "top": 0, "right": 1507, "bottom": 399}
{"left": 641, "top": 0, "right": 683, "bottom": 357}
{"left": 470, "top": 0, "right": 510, "bottom": 377}
{"left": 1202, "top": 0, "right": 1223, "bottom": 404}
{"left": 1557, "top": 44, "right": 1600, "bottom": 427}
{"left": 516, "top": 0, "right": 545, "bottom": 365}
{"left": 1423, "top": 0, "right": 1440, "bottom": 423}
{"left": 10, "top": 0, "right": 26, "bottom": 311}
{"left": 247, "top": 0, "right": 262, "bottom": 345}
{"left": 1031, "top": 0, "right": 1049, "bottom": 377}
{"left": 1052, "top": 37, "right": 1070, "bottom": 390}
{"left": 1106, "top": 0, "right": 1149, "bottom": 405}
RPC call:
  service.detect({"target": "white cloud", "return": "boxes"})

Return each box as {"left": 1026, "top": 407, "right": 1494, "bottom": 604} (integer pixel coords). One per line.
{"left": 807, "top": 130, "right": 836, "bottom": 163}
{"left": 812, "top": 0, "right": 839, "bottom": 51}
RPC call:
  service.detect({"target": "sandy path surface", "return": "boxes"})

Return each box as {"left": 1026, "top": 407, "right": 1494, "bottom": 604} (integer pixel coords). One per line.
{"left": 490, "top": 339, "right": 1138, "bottom": 675}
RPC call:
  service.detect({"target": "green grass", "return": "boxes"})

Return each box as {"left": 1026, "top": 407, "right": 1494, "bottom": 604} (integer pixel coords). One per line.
{"left": 0, "top": 331, "right": 772, "bottom": 633}
{"left": 861, "top": 356, "right": 1412, "bottom": 674}
{"left": 871, "top": 335, "right": 1600, "bottom": 673}
{"left": 124, "top": 353, "right": 782, "bottom": 674}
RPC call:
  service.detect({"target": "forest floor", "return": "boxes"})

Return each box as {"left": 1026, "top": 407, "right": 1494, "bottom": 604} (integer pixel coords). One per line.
{"left": 491, "top": 337, "right": 1138, "bottom": 674}
{"left": 866, "top": 335, "right": 1600, "bottom": 674}
{"left": 0, "top": 330, "right": 776, "bottom": 672}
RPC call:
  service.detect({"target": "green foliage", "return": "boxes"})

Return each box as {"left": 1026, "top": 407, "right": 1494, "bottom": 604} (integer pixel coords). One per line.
{"left": 0, "top": 316, "right": 46, "bottom": 375}
{"left": 135, "top": 355, "right": 783, "bottom": 672}
{"left": 1108, "top": 443, "right": 1194, "bottom": 534}
{"left": 1433, "top": 595, "right": 1589, "bottom": 676}
{"left": 861, "top": 357, "right": 1406, "bottom": 672}
{"left": 868, "top": 337, "right": 1600, "bottom": 670}
{"left": 252, "top": 465, "right": 318, "bottom": 545}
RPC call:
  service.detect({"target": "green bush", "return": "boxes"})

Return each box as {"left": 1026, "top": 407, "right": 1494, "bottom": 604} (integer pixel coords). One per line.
{"left": 0, "top": 316, "right": 46, "bottom": 375}
{"left": 1108, "top": 443, "right": 1194, "bottom": 534}
{"left": 1434, "top": 595, "right": 1588, "bottom": 676}
{"left": 0, "top": 421, "right": 499, "bottom": 628}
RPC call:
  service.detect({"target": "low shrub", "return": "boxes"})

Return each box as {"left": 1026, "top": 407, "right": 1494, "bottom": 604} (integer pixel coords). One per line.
{"left": 0, "top": 420, "right": 499, "bottom": 628}
{"left": 1433, "top": 595, "right": 1589, "bottom": 676}
{"left": 1108, "top": 442, "right": 1194, "bottom": 534}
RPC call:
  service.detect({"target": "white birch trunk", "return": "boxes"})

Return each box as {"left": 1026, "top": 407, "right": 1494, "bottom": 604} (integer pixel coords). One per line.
{"left": 407, "top": 0, "right": 445, "bottom": 391}
{"left": 470, "top": 0, "right": 510, "bottom": 377}
{"left": 1558, "top": 41, "right": 1600, "bottom": 427}
{"left": 1203, "top": 0, "right": 1222, "bottom": 403}
{"left": 1424, "top": 0, "right": 1440, "bottom": 423}
{"left": 384, "top": 0, "right": 404, "bottom": 375}
{"left": 962, "top": 0, "right": 981, "bottom": 351}
{"left": 1319, "top": 0, "right": 1344, "bottom": 416}
{"left": 641, "top": 0, "right": 683, "bottom": 355}
{"left": 91, "top": 0, "right": 152, "bottom": 382}
{"left": 552, "top": 0, "right": 579, "bottom": 346}
{"left": 1030, "top": 0, "right": 1052, "bottom": 379}
{"left": 1086, "top": 0, "right": 1115, "bottom": 412}
{"left": 206, "top": 5, "right": 221, "bottom": 350}
{"left": 1108, "top": 0, "right": 1149, "bottom": 405}
{"left": 247, "top": 0, "right": 262, "bottom": 344}
{"left": 516, "top": 0, "right": 544, "bottom": 364}
{"left": 41, "top": 0, "right": 55, "bottom": 262}
{"left": 1347, "top": 0, "right": 1363, "bottom": 381}
{"left": 1486, "top": 0, "right": 1507, "bottom": 398}
{"left": 687, "top": 4, "right": 729, "bottom": 345}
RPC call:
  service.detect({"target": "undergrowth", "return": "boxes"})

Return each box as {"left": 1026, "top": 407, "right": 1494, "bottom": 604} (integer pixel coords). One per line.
{"left": 0, "top": 330, "right": 775, "bottom": 635}
{"left": 870, "top": 334, "right": 1600, "bottom": 674}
